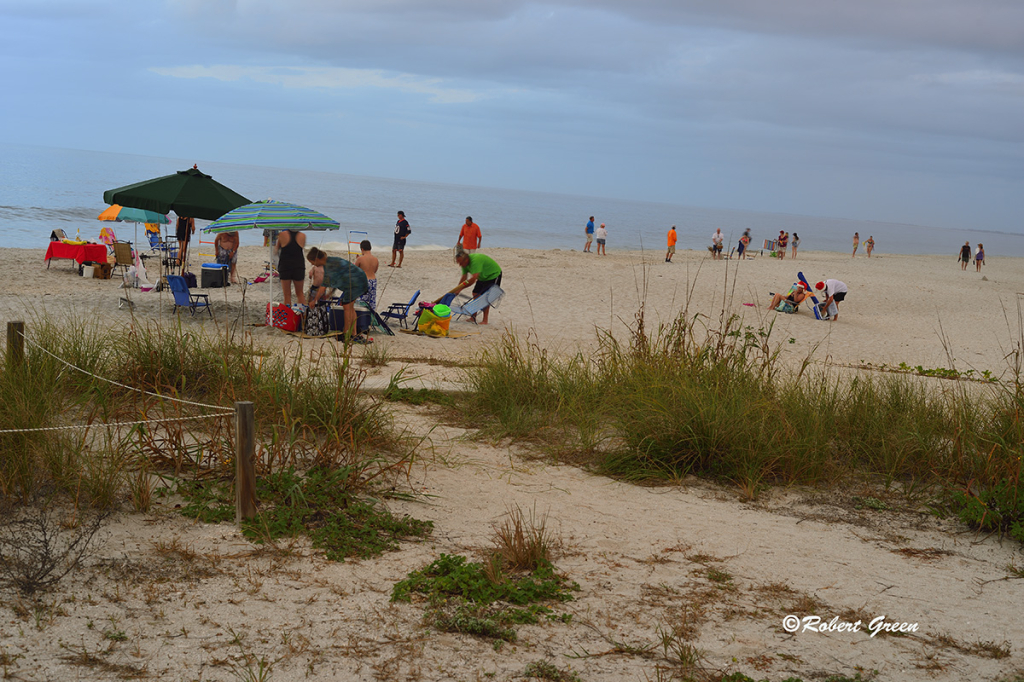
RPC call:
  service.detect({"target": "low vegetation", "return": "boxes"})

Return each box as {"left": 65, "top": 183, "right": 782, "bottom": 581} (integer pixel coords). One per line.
{"left": 463, "top": 307, "right": 1024, "bottom": 543}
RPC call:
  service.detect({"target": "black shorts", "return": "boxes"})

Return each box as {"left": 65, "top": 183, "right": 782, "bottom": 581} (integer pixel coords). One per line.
{"left": 833, "top": 291, "right": 846, "bottom": 303}
{"left": 393, "top": 236, "right": 407, "bottom": 251}
{"left": 473, "top": 273, "right": 502, "bottom": 297}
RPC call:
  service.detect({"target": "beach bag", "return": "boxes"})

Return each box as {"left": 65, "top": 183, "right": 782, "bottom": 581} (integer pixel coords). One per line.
{"left": 417, "top": 303, "right": 451, "bottom": 337}
{"left": 775, "top": 300, "right": 797, "bottom": 314}
{"left": 183, "top": 271, "right": 198, "bottom": 289}
{"left": 304, "top": 304, "right": 330, "bottom": 336}
{"left": 266, "top": 303, "right": 301, "bottom": 332}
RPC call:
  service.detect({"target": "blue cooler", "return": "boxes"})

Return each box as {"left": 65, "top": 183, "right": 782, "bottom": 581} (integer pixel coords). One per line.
{"left": 201, "top": 263, "right": 228, "bottom": 288}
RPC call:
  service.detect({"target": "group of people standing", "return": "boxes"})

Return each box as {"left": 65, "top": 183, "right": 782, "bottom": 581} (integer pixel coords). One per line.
{"left": 851, "top": 232, "right": 875, "bottom": 258}
{"left": 959, "top": 241, "right": 985, "bottom": 272}
{"left": 584, "top": 217, "right": 608, "bottom": 255}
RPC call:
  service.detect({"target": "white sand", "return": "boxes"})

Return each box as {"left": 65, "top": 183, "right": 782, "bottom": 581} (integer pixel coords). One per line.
{"left": 1, "top": 244, "right": 1022, "bottom": 680}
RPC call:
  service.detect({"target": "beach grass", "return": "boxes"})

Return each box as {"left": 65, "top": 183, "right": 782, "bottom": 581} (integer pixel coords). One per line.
{"left": 463, "top": 309, "right": 1024, "bottom": 535}
{"left": 0, "top": 315, "right": 401, "bottom": 507}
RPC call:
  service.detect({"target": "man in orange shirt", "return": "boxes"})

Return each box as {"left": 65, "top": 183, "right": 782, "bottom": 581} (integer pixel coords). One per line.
{"left": 457, "top": 217, "right": 482, "bottom": 252}
{"left": 666, "top": 225, "right": 677, "bottom": 262}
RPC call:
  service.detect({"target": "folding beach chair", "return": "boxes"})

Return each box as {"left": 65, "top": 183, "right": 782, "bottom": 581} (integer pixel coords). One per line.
{"left": 797, "top": 272, "right": 824, "bottom": 320}
{"left": 380, "top": 289, "right": 420, "bottom": 329}
{"left": 112, "top": 241, "right": 134, "bottom": 283}
{"left": 450, "top": 285, "right": 505, "bottom": 323}
{"left": 167, "top": 275, "right": 212, "bottom": 318}
{"left": 50, "top": 229, "right": 67, "bottom": 242}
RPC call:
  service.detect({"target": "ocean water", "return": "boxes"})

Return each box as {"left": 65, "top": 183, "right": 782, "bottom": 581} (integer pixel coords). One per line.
{"left": 2, "top": 142, "right": 1021, "bottom": 257}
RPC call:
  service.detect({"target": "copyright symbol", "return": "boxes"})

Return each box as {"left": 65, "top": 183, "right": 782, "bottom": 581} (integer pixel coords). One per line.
{"left": 782, "top": 615, "right": 800, "bottom": 633}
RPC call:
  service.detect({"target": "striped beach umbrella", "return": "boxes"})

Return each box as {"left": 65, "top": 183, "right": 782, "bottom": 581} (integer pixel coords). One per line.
{"left": 203, "top": 199, "right": 340, "bottom": 233}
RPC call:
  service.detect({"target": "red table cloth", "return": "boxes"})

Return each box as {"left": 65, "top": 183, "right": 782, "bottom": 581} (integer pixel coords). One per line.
{"left": 44, "top": 242, "right": 109, "bottom": 266}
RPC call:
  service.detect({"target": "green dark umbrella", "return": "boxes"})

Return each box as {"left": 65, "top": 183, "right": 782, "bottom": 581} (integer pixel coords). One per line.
{"left": 103, "top": 166, "right": 251, "bottom": 221}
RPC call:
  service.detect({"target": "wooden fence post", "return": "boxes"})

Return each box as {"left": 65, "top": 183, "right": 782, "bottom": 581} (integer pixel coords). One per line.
{"left": 235, "top": 401, "right": 257, "bottom": 524}
{"left": 7, "top": 321, "right": 24, "bottom": 369}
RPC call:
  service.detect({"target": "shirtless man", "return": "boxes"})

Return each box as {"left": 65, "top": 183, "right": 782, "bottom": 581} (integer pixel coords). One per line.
{"left": 354, "top": 240, "right": 379, "bottom": 310}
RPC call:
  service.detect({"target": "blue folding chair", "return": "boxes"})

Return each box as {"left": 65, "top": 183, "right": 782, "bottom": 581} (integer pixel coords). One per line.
{"left": 450, "top": 285, "right": 505, "bottom": 323}
{"left": 380, "top": 289, "right": 420, "bottom": 329}
{"left": 167, "top": 275, "right": 212, "bottom": 318}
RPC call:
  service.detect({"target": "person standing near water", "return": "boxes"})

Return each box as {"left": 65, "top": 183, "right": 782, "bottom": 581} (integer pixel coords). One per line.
{"left": 457, "top": 217, "right": 482, "bottom": 253}
{"left": 595, "top": 223, "right": 608, "bottom": 255}
{"left": 584, "top": 216, "right": 595, "bottom": 253}
{"left": 666, "top": 225, "right": 677, "bottom": 263}
{"left": 852, "top": 232, "right": 860, "bottom": 258}
{"left": 975, "top": 244, "right": 985, "bottom": 272}
{"left": 791, "top": 232, "right": 800, "bottom": 260}
{"left": 275, "top": 229, "right": 307, "bottom": 306}
{"left": 959, "top": 241, "right": 971, "bottom": 270}
{"left": 865, "top": 236, "right": 875, "bottom": 258}
{"left": 388, "top": 211, "right": 411, "bottom": 268}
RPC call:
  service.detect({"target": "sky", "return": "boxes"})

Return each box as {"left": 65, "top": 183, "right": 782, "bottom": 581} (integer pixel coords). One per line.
{"left": 1, "top": 0, "right": 1022, "bottom": 233}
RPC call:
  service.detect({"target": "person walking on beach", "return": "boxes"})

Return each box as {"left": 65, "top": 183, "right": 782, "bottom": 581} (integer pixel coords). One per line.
{"left": 852, "top": 232, "right": 860, "bottom": 258}
{"left": 595, "top": 223, "right": 608, "bottom": 255}
{"left": 388, "top": 211, "right": 411, "bottom": 268}
{"left": 666, "top": 225, "right": 677, "bottom": 262}
{"left": 584, "top": 216, "right": 595, "bottom": 253}
{"left": 453, "top": 249, "right": 503, "bottom": 324}
{"left": 737, "top": 229, "right": 751, "bottom": 258}
{"left": 307, "top": 247, "right": 369, "bottom": 339}
{"left": 275, "top": 229, "right": 306, "bottom": 306}
{"left": 959, "top": 241, "right": 971, "bottom": 270}
{"left": 711, "top": 228, "right": 723, "bottom": 259}
{"left": 791, "top": 232, "right": 800, "bottom": 260}
{"left": 976, "top": 243, "right": 985, "bottom": 272}
{"left": 214, "top": 230, "right": 240, "bottom": 283}
{"left": 815, "top": 279, "right": 848, "bottom": 321}
{"left": 354, "top": 240, "right": 379, "bottom": 309}
{"left": 777, "top": 232, "right": 789, "bottom": 260}
{"left": 457, "top": 217, "right": 482, "bottom": 253}
{"left": 865, "top": 236, "right": 875, "bottom": 258}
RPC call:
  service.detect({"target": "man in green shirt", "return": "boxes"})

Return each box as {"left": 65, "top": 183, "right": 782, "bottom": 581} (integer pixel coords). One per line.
{"left": 453, "top": 250, "right": 503, "bottom": 325}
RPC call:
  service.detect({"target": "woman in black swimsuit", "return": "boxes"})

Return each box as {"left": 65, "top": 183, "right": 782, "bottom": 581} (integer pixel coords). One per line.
{"left": 276, "top": 230, "right": 307, "bottom": 305}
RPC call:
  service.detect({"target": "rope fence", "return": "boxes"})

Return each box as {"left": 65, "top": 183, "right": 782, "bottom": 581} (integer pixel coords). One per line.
{"left": 4, "top": 320, "right": 257, "bottom": 523}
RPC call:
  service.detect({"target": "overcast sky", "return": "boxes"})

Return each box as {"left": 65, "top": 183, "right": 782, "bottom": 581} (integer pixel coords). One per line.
{"left": 1, "top": 0, "right": 1021, "bottom": 232}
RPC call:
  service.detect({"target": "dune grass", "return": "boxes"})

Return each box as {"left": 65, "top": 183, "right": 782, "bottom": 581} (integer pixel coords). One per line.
{"left": 462, "top": 307, "right": 1024, "bottom": 536}
{"left": 0, "top": 315, "right": 401, "bottom": 507}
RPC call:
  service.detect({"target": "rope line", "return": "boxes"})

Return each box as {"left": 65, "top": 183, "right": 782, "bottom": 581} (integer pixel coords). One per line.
{"left": 21, "top": 335, "right": 234, "bottom": 413}
{"left": 0, "top": 413, "right": 229, "bottom": 435}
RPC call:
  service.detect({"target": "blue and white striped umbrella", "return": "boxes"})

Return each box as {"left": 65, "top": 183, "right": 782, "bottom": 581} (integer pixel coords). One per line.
{"left": 202, "top": 199, "right": 340, "bottom": 233}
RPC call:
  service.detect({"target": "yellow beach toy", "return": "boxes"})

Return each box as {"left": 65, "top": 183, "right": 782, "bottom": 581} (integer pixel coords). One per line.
{"left": 417, "top": 304, "right": 451, "bottom": 337}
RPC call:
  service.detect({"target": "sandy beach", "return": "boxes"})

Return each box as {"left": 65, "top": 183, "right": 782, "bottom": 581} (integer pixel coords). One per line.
{"left": 1, "top": 243, "right": 1022, "bottom": 681}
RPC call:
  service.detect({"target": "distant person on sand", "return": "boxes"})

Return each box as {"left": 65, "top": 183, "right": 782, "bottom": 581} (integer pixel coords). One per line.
{"left": 355, "top": 240, "right": 379, "bottom": 310}
{"left": 388, "top": 211, "right": 411, "bottom": 268}
{"left": 737, "top": 229, "right": 751, "bottom": 258}
{"left": 711, "top": 228, "right": 723, "bottom": 259}
{"left": 777, "top": 232, "right": 789, "bottom": 260}
{"left": 275, "top": 229, "right": 306, "bottom": 306}
{"left": 214, "top": 230, "right": 240, "bottom": 283}
{"left": 959, "top": 241, "right": 971, "bottom": 270}
{"left": 815, "top": 279, "right": 848, "bottom": 321}
{"left": 791, "top": 233, "right": 800, "bottom": 260}
{"left": 453, "top": 249, "right": 503, "bottom": 324}
{"left": 457, "top": 217, "right": 482, "bottom": 253}
{"left": 865, "top": 236, "right": 875, "bottom": 258}
{"left": 307, "top": 247, "right": 368, "bottom": 338}
{"left": 666, "top": 225, "right": 677, "bottom": 262}
{"left": 770, "top": 281, "right": 809, "bottom": 313}
{"left": 852, "top": 232, "right": 860, "bottom": 258}
{"left": 584, "top": 216, "right": 595, "bottom": 253}
{"left": 976, "top": 243, "right": 985, "bottom": 272}
{"left": 175, "top": 216, "right": 195, "bottom": 271}
{"left": 595, "top": 223, "right": 608, "bottom": 255}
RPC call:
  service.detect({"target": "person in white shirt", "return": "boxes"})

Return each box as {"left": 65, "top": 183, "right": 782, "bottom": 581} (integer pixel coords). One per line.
{"left": 595, "top": 223, "right": 608, "bottom": 255}
{"left": 711, "top": 229, "right": 724, "bottom": 259}
{"left": 814, "top": 279, "right": 848, "bottom": 321}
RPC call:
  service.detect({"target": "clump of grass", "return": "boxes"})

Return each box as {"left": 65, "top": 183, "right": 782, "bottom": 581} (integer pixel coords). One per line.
{"left": 463, "top": 308, "right": 1024, "bottom": 544}
{"left": 523, "top": 660, "right": 581, "bottom": 681}
{"left": 492, "top": 505, "right": 552, "bottom": 572}
{"left": 169, "top": 467, "right": 432, "bottom": 561}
